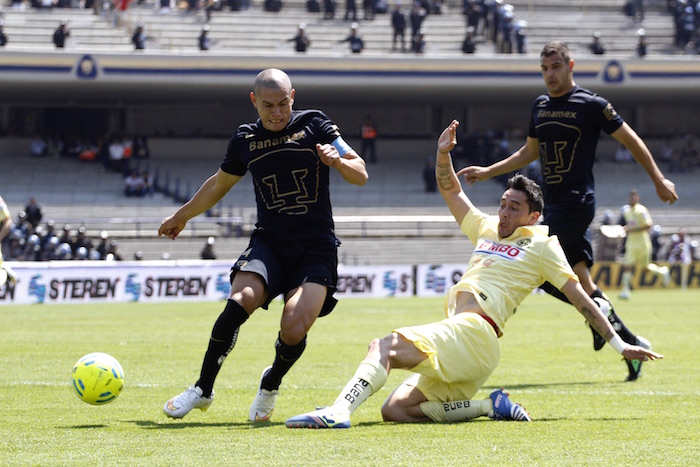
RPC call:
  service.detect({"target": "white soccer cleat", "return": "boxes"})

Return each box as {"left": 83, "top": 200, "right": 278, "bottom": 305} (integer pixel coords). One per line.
{"left": 163, "top": 385, "right": 214, "bottom": 419}
{"left": 661, "top": 266, "right": 671, "bottom": 287}
{"left": 249, "top": 366, "right": 278, "bottom": 422}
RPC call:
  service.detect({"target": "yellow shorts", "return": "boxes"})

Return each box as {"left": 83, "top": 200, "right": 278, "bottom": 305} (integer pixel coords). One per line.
{"left": 394, "top": 313, "right": 500, "bottom": 402}
{"left": 624, "top": 241, "right": 651, "bottom": 267}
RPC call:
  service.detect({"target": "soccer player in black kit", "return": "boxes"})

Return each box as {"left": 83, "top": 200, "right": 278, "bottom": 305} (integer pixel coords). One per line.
{"left": 160, "top": 68, "right": 368, "bottom": 420}
{"left": 462, "top": 41, "right": 678, "bottom": 382}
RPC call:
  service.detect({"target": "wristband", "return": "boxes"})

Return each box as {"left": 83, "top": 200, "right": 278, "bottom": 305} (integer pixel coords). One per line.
{"left": 609, "top": 335, "right": 626, "bottom": 354}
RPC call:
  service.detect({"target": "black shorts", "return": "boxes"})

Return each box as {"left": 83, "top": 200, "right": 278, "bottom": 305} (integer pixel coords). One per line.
{"left": 231, "top": 230, "right": 339, "bottom": 315}
{"left": 542, "top": 196, "right": 595, "bottom": 268}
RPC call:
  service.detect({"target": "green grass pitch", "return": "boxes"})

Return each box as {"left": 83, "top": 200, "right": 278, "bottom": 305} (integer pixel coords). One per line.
{"left": 1, "top": 290, "right": 698, "bottom": 465}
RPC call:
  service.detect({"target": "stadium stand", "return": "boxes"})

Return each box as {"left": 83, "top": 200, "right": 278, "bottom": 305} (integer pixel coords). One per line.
{"left": 2, "top": 131, "right": 699, "bottom": 264}
{"left": 1, "top": 0, "right": 697, "bottom": 265}
{"left": 0, "top": 0, "right": 684, "bottom": 56}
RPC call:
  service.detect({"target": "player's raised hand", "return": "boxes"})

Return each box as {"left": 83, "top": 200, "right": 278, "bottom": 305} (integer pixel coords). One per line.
{"left": 437, "top": 119, "right": 459, "bottom": 154}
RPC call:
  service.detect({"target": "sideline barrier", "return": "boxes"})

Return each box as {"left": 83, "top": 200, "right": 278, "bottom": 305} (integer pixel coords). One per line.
{"left": 1, "top": 260, "right": 696, "bottom": 305}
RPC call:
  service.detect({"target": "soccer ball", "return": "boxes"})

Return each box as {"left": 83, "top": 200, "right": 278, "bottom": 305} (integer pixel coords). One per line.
{"left": 71, "top": 352, "right": 125, "bottom": 405}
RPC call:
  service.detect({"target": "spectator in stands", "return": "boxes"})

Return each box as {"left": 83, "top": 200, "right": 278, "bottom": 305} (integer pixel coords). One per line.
{"left": 39, "top": 220, "right": 57, "bottom": 255}
{"left": 618, "top": 189, "right": 670, "bottom": 299}
{"left": 108, "top": 135, "right": 126, "bottom": 172}
{"left": 201, "top": 236, "right": 217, "bottom": 260}
{"left": 142, "top": 170, "right": 155, "bottom": 196}
{"left": 633, "top": 0, "right": 645, "bottom": 23}
{"left": 636, "top": 28, "right": 648, "bottom": 57}
{"left": 263, "top": 0, "right": 282, "bottom": 11}
{"left": 124, "top": 169, "right": 146, "bottom": 197}
{"left": 58, "top": 224, "right": 73, "bottom": 252}
{"left": 463, "top": 0, "right": 481, "bottom": 34}
{"left": 412, "top": 27, "right": 427, "bottom": 54}
{"left": 589, "top": 31, "right": 606, "bottom": 55}
{"left": 96, "top": 231, "right": 110, "bottom": 260}
{"left": 323, "top": 0, "right": 336, "bottom": 19}
{"left": 658, "top": 134, "right": 676, "bottom": 165}
{"left": 462, "top": 26, "right": 476, "bottom": 54}
{"left": 72, "top": 226, "right": 94, "bottom": 259}
{"left": 52, "top": 20, "right": 70, "bottom": 48}
{"left": 391, "top": 3, "right": 407, "bottom": 52}
{"left": 30, "top": 134, "right": 48, "bottom": 157}
{"left": 409, "top": 2, "right": 427, "bottom": 45}
{"left": 339, "top": 22, "right": 364, "bottom": 53}
{"left": 105, "top": 240, "right": 123, "bottom": 261}
{"left": 132, "top": 24, "right": 147, "bottom": 50}
{"left": 133, "top": 135, "right": 150, "bottom": 159}
{"left": 360, "top": 115, "right": 378, "bottom": 163}
{"left": 288, "top": 23, "right": 311, "bottom": 52}
{"left": 24, "top": 197, "right": 43, "bottom": 229}
{"left": 307, "top": 0, "right": 320, "bottom": 12}
{"left": 0, "top": 22, "right": 8, "bottom": 47}
{"left": 199, "top": 25, "right": 212, "bottom": 51}
{"left": 362, "top": 0, "right": 375, "bottom": 20}
{"left": 514, "top": 20, "right": 527, "bottom": 54}
{"left": 344, "top": 0, "right": 357, "bottom": 21}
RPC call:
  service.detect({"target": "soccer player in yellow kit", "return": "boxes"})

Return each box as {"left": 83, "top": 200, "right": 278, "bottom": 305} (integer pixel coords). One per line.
{"left": 0, "top": 195, "right": 17, "bottom": 286}
{"left": 285, "top": 120, "right": 662, "bottom": 428}
{"left": 619, "top": 189, "right": 670, "bottom": 299}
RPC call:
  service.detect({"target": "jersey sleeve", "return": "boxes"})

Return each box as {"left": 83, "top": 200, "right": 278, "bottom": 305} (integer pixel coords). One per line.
{"left": 220, "top": 126, "right": 251, "bottom": 176}
{"left": 313, "top": 111, "right": 343, "bottom": 145}
{"left": 459, "top": 207, "right": 490, "bottom": 245}
{"left": 540, "top": 235, "right": 579, "bottom": 289}
{"left": 593, "top": 95, "right": 625, "bottom": 135}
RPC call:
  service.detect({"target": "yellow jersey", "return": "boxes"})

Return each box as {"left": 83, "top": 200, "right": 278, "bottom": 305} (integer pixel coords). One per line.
{"left": 446, "top": 207, "right": 578, "bottom": 334}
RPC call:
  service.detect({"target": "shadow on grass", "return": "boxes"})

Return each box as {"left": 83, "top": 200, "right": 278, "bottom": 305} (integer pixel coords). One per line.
{"left": 483, "top": 381, "right": 600, "bottom": 391}
{"left": 126, "top": 420, "right": 287, "bottom": 430}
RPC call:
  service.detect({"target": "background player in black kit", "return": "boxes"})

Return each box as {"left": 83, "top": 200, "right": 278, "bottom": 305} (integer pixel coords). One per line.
{"left": 462, "top": 41, "right": 677, "bottom": 382}
{"left": 159, "top": 68, "right": 368, "bottom": 421}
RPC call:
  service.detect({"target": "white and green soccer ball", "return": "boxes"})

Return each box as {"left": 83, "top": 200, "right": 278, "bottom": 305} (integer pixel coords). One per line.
{"left": 71, "top": 352, "right": 124, "bottom": 405}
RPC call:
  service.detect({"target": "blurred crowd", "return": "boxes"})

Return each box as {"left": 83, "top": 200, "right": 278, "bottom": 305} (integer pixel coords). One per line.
{"left": 0, "top": 0, "right": 696, "bottom": 56}
{"left": 1, "top": 197, "right": 124, "bottom": 261}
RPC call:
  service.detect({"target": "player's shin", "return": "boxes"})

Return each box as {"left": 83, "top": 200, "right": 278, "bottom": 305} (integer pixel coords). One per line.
{"left": 592, "top": 289, "right": 638, "bottom": 345}
{"left": 262, "top": 333, "right": 307, "bottom": 391}
{"left": 197, "top": 299, "right": 249, "bottom": 396}
{"left": 332, "top": 358, "right": 388, "bottom": 414}
{"left": 420, "top": 400, "right": 490, "bottom": 422}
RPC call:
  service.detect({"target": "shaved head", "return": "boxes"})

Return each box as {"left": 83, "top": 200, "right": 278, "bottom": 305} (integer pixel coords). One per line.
{"left": 253, "top": 68, "right": 293, "bottom": 96}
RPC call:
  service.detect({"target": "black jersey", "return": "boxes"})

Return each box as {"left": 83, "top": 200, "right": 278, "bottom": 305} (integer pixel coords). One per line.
{"left": 221, "top": 109, "right": 343, "bottom": 242}
{"left": 528, "top": 85, "right": 624, "bottom": 205}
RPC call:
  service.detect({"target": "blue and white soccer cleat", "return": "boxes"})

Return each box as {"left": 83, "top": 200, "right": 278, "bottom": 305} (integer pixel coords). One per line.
{"left": 285, "top": 406, "right": 351, "bottom": 429}
{"left": 489, "top": 388, "right": 532, "bottom": 422}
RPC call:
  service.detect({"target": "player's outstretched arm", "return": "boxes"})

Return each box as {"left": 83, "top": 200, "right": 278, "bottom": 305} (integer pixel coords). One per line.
{"left": 457, "top": 136, "right": 539, "bottom": 185}
{"left": 436, "top": 120, "right": 473, "bottom": 226}
{"left": 612, "top": 122, "right": 678, "bottom": 204}
{"left": 560, "top": 279, "right": 663, "bottom": 362}
{"left": 158, "top": 169, "right": 240, "bottom": 240}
